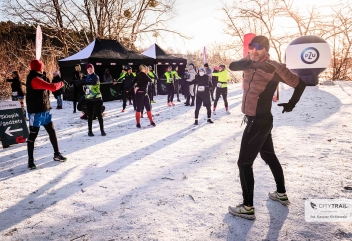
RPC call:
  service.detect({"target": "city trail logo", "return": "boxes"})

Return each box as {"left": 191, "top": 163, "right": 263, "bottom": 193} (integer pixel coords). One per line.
{"left": 301, "top": 47, "right": 320, "bottom": 64}
{"left": 310, "top": 202, "right": 317, "bottom": 210}
{"left": 305, "top": 199, "right": 352, "bottom": 222}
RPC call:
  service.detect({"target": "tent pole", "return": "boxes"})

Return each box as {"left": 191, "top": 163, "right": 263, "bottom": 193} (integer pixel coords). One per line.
{"left": 155, "top": 63, "right": 158, "bottom": 96}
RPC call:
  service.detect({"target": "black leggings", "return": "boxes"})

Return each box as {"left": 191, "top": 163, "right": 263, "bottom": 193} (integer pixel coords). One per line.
{"left": 86, "top": 101, "right": 104, "bottom": 132}
{"left": 195, "top": 97, "right": 211, "bottom": 119}
{"left": 148, "top": 83, "right": 155, "bottom": 101}
{"left": 73, "top": 87, "right": 83, "bottom": 112}
{"left": 136, "top": 91, "right": 151, "bottom": 112}
{"left": 237, "top": 115, "right": 286, "bottom": 206}
{"left": 27, "top": 122, "right": 59, "bottom": 160}
{"left": 174, "top": 80, "right": 180, "bottom": 100}
{"left": 210, "top": 79, "right": 218, "bottom": 100}
{"left": 123, "top": 89, "right": 135, "bottom": 110}
{"left": 214, "top": 87, "right": 228, "bottom": 108}
{"left": 166, "top": 83, "right": 174, "bottom": 103}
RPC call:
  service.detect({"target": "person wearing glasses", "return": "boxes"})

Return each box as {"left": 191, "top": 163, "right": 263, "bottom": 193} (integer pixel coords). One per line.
{"left": 211, "top": 64, "right": 231, "bottom": 114}
{"left": 227, "top": 36, "right": 306, "bottom": 220}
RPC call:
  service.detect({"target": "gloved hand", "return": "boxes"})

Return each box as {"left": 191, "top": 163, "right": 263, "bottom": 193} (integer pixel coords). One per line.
{"left": 61, "top": 80, "right": 69, "bottom": 91}
{"left": 249, "top": 61, "right": 276, "bottom": 73}
{"left": 278, "top": 102, "right": 295, "bottom": 113}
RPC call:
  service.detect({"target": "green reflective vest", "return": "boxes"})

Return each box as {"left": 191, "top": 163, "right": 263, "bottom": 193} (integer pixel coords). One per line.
{"left": 148, "top": 71, "right": 156, "bottom": 83}
{"left": 212, "top": 70, "right": 230, "bottom": 88}
{"left": 171, "top": 70, "right": 181, "bottom": 80}
{"left": 164, "top": 71, "right": 173, "bottom": 83}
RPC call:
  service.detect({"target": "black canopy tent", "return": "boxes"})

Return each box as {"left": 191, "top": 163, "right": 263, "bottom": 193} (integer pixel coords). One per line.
{"left": 58, "top": 39, "right": 154, "bottom": 101}
{"left": 59, "top": 39, "right": 154, "bottom": 80}
{"left": 142, "top": 44, "right": 187, "bottom": 95}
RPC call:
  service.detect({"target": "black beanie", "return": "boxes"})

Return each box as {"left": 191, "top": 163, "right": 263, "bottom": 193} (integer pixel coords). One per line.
{"left": 12, "top": 71, "right": 19, "bottom": 77}
{"left": 250, "top": 35, "right": 270, "bottom": 51}
{"left": 204, "top": 63, "right": 209, "bottom": 67}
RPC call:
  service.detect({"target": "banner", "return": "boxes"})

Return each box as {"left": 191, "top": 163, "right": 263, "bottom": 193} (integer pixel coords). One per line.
{"left": 36, "top": 25, "right": 42, "bottom": 60}
{"left": 286, "top": 43, "right": 332, "bottom": 69}
{"left": 243, "top": 33, "right": 256, "bottom": 57}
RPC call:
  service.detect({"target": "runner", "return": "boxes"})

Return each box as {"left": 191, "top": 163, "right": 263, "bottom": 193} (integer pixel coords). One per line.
{"left": 164, "top": 66, "right": 175, "bottom": 106}
{"left": 114, "top": 66, "right": 136, "bottom": 112}
{"left": 172, "top": 66, "right": 182, "bottom": 102}
{"left": 191, "top": 67, "right": 214, "bottom": 125}
{"left": 128, "top": 65, "right": 156, "bottom": 128}
{"left": 210, "top": 66, "right": 219, "bottom": 101}
{"left": 84, "top": 63, "right": 106, "bottom": 137}
{"left": 52, "top": 70, "right": 64, "bottom": 109}
{"left": 147, "top": 66, "right": 157, "bottom": 103}
{"left": 211, "top": 64, "right": 231, "bottom": 115}
{"left": 227, "top": 35, "right": 306, "bottom": 220}
{"left": 26, "top": 60, "right": 67, "bottom": 170}
{"left": 71, "top": 64, "right": 85, "bottom": 113}
{"left": 6, "top": 70, "right": 26, "bottom": 119}
{"left": 185, "top": 64, "right": 196, "bottom": 106}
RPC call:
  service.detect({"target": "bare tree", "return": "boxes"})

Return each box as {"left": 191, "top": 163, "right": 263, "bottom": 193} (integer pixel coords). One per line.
{"left": 2, "top": 0, "right": 188, "bottom": 56}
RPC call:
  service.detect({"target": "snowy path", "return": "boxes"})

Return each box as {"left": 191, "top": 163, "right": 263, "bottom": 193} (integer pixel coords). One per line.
{"left": 1, "top": 82, "right": 352, "bottom": 240}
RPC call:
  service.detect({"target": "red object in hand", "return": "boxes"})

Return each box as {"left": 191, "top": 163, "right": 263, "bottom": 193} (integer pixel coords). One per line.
{"left": 15, "top": 136, "right": 26, "bottom": 143}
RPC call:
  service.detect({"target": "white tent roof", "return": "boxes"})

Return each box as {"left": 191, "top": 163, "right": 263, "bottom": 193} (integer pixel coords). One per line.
{"left": 142, "top": 44, "right": 156, "bottom": 59}
{"left": 59, "top": 40, "right": 96, "bottom": 61}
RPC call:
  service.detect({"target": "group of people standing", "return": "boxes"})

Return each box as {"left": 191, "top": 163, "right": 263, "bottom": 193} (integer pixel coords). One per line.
{"left": 180, "top": 62, "right": 231, "bottom": 125}
{"left": 5, "top": 36, "right": 307, "bottom": 224}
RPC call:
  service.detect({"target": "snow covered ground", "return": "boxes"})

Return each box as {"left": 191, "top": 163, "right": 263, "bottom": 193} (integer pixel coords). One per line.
{"left": 1, "top": 82, "right": 352, "bottom": 241}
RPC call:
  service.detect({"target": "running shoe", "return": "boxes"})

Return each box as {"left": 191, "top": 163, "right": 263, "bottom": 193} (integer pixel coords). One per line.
{"left": 151, "top": 100, "right": 156, "bottom": 103}
{"left": 28, "top": 160, "right": 36, "bottom": 170}
{"left": 207, "top": 119, "right": 214, "bottom": 124}
{"left": 88, "top": 131, "right": 94, "bottom": 137}
{"left": 268, "top": 191, "right": 290, "bottom": 206}
{"left": 226, "top": 111, "right": 231, "bottom": 115}
{"left": 136, "top": 123, "right": 141, "bottom": 128}
{"left": 121, "top": 109, "right": 125, "bottom": 113}
{"left": 228, "top": 204, "right": 256, "bottom": 220}
{"left": 53, "top": 153, "right": 67, "bottom": 162}
{"left": 213, "top": 111, "right": 216, "bottom": 115}
{"left": 194, "top": 120, "right": 198, "bottom": 125}
{"left": 151, "top": 122, "right": 156, "bottom": 126}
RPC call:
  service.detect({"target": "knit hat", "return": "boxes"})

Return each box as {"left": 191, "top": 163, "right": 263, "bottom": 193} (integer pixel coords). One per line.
{"left": 53, "top": 70, "right": 59, "bottom": 77}
{"left": 12, "top": 71, "right": 19, "bottom": 77}
{"left": 204, "top": 63, "right": 209, "bottom": 68}
{"left": 219, "top": 64, "right": 225, "bottom": 69}
{"left": 199, "top": 67, "right": 205, "bottom": 72}
{"left": 30, "top": 60, "right": 44, "bottom": 72}
{"left": 250, "top": 35, "right": 270, "bottom": 51}
{"left": 86, "top": 63, "right": 94, "bottom": 69}
{"left": 213, "top": 66, "right": 219, "bottom": 71}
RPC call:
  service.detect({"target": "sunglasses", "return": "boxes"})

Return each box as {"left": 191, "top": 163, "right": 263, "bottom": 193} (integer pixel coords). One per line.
{"left": 248, "top": 43, "right": 266, "bottom": 50}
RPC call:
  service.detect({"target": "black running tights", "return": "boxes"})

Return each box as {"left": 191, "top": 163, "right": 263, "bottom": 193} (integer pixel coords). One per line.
{"left": 27, "top": 122, "right": 59, "bottom": 160}
{"left": 237, "top": 115, "right": 286, "bottom": 206}
{"left": 195, "top": 97, "right": 211, "bottom": 119}
{"left": 87, "top": 101, "right": 104, "bottom": 132}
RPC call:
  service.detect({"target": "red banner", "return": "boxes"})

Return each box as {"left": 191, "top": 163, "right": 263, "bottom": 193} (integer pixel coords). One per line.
{"left": 243, "top": 33, "right": 256, "bottom": 57}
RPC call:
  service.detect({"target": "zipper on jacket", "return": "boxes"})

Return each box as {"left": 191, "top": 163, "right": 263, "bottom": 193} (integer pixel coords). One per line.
{"left": 243, "top": 69, "right": 256, "bottom": 115}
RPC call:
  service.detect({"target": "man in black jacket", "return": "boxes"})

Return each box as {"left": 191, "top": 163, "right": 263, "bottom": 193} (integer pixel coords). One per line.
{"left": 72, "top": 64, "right": 85, "bottom": 113}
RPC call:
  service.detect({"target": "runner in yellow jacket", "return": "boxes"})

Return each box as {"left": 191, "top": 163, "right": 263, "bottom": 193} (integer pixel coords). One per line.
{"left": 211, "top": 64, "right": 231, "bottom": 115}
